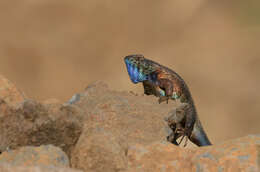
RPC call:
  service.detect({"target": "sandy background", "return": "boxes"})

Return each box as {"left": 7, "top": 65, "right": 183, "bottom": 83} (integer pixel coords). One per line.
{"left": 0, "top": 0, "right": 259, "bottom": 144}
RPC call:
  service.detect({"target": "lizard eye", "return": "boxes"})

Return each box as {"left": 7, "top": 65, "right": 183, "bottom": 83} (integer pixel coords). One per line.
{"left": 129, "top": 58, "right": 136, "bottom": 65}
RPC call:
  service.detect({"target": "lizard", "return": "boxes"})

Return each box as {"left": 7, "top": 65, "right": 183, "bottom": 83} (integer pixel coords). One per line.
{"left": 124, "top": 54, "right": 212, "bottom": 146}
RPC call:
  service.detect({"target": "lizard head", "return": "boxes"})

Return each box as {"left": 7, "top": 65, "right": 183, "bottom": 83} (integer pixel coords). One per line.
{"left": 124, "top": 54, "right": 156, "bottom": 83}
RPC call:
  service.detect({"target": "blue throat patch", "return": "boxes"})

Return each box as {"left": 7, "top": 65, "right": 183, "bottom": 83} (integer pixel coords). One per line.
{"left": 125, "top": 59, "right": 148, "bottom": 83}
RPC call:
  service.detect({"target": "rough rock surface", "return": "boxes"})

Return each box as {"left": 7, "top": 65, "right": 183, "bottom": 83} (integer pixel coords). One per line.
{"left": 0, "top": 98, "right": 84, "bottom": 156}
{"left": 70, "top": 81, "right": 178, "bottom": 172}
{"left": 0, "top": 145, "right": 69, "bottom": 167}
{"left": 0, "top": 164, "right": 82, "bottom": 172}
{"left": 127, "top": 135, "right": 260, "bottom": 172}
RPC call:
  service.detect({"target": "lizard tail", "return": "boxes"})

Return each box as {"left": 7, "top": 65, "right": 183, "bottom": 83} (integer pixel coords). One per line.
{"left": 190, "top": 120, "right": 212, "bottom": 146}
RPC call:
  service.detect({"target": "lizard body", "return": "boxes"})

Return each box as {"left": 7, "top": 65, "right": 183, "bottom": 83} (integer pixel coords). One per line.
{"left": 124, "top": 54, "right": 212, "bottom": 147}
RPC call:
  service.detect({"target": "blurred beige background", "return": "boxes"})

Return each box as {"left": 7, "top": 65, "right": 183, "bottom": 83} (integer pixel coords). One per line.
{"left": 0, "top": 0, "right": 260, "bottom": 144}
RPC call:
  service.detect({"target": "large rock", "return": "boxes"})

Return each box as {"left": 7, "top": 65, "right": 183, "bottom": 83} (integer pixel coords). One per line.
{"left": 68, "top": 82, "right": 260, "bottom": 172}
{"left": 0, "top": 99, "right": 84, "bottom": 156}
{"left": 70, "top": 81, "right": 179, "bottom": 172}
{"left": 127, "top": 135, "right": 260, "bottom": 172}
{"left": 0, "top": 164, "right": 82, "bottom": 172}
{"left": 0, "top": 145, "right": 69, "bottom": 167}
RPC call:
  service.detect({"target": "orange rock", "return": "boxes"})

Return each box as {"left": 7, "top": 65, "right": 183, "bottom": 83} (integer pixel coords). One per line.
{"left": 71, "top": 129, "right": 128, "bottom": 172}
{"left": 70, "top": 82, "right": 179, "bottom": 172}
{"left": 126, "top": 135, "right": 260, "bottom": 172}
{"left": 127, "top": 142, "right": 183, "bottom": 172}
{"left": 0, "top": 99, "right": 83, "bottom": 155}
{"left": 0, "top": 163, "right": 82, "bottom": 172}
{"left": 0, "top": 81, "right": 258, "bottom": 172}
{"left": 0, "top": 145, "right": 69, "bottom": 167}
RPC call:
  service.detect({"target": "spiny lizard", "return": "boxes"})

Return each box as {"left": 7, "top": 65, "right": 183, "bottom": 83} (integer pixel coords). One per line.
{"left": 124, "top": 54, "right": 212, "bottom": 147}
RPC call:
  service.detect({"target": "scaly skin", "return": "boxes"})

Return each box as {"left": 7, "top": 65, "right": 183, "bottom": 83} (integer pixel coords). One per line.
{"left": 124, "top": 54, "right": 212, "bottom": 147}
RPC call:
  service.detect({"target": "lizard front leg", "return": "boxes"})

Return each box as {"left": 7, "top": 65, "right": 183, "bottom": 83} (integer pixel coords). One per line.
{"left": 156, "top": 78, "right": 173, "bottom": 104}
{"left": 142, "top": 81, "right": 159, "bottom": 96}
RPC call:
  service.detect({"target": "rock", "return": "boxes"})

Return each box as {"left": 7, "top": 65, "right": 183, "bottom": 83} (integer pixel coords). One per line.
{"left": 71, "top": 81, "right": 179, "bottom": 172}
{"left": 0, "top": 75, "right": 26, "bottom": 106}
{"left": 0, "top": 145, "right": 69, "bottom": 167}
{"left": 127, "top": 142, "right": 183, "bottom": 172}
{"left": 71, "top": 129, "right": 128, "bottom": 172}
{"left": 127, "top": 135, "right": 260, "bottom": 172}
{"left": 0, "top": 163, "right": 82, "bottom": 172}
{"left": 0, "top": 79, "right": 259, "bottom": 172}
{"left": 0, "top": 99, "right": 84, "bottom": 156}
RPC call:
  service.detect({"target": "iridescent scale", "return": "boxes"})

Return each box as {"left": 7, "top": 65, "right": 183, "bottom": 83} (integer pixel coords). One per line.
{"left": 125, "top": 59, "right": 148, "bottom": 83}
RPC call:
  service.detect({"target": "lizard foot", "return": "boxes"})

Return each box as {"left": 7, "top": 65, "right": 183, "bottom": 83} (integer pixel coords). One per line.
{"left": 158, "top": 96, "right": 169, "bottom": 104}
